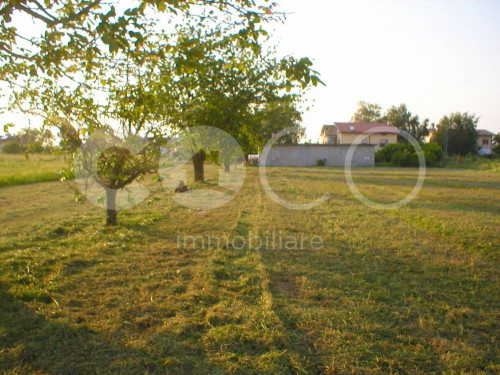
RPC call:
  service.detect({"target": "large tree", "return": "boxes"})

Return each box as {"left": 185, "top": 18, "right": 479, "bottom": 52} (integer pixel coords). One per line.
{"left": 251, "top": 96, "right": 305, "bottom": 150}
{"left": 158, "top": 26, "right": 320, "bottom": 182}
{"left": 1, "top": 1, "right": 322, "bottom": 225}
{"left": 0, "top": 1, "right": 276, "bottom": 70}
{"left": 433, "top": 113, "right": 479, "bottom": 156}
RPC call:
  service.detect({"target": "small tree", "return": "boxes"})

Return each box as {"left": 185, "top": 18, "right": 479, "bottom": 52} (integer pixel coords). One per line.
{"left": 16, "top": 127, "right": 54, "bottom": 152}
{"left": 351, "top": 101, "right": 383, "bottom": 122}
{"left": 54, "top": 120, "right": 161, "bottom": 226}
{"left": 433, "top": 113, "right": 479, "bottom": 156}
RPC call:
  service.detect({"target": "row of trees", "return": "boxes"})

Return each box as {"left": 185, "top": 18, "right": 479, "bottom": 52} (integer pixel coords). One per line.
{"left": 0, "top": 0, "right": 322, "bottom": 225}
{"left": 351, "top": 101, "right": 430, "bottom": 142}
{"left": 351, "top": 101, "right": 496, "bottom": 156}
{"left": 1, "top": 125, "right": 54, "bottom": 153}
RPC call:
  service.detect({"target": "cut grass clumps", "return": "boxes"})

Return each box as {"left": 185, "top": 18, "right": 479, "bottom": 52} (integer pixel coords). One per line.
{"left": 0, "top": 167, "right": 498, "bottom": 374}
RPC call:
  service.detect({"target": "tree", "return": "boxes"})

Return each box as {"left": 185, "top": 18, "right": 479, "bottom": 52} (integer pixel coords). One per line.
{"left": 351, "top": 101, "right": 383, "bottom": 122}
{"left": 416, "top": 118, "right": 431, "bottom": 143}
{"left": 16, "top": 127, "right": 54, "bottom": 152}
{"left": 252, "top": 96, "right": 305, "bottom": 150}
{"left": 384, "top": 104, "right": 430, "bottom": 142}
{"left": 493, "top": 133, "right": 500, "bottom": 157}
{"left": 433, "top": 113, "right": 479, "bottom": 156}
{"left": 0, "top": 1, "right": 276, "bottom": 74}
{"left": 158, "top": 26, "right": 320, "bottom": 182}
{"left": 2, "top": 141, "right": 23, "bottom": 154}
{"left": 1, "top": 1, "right": 322, "bottom": 225}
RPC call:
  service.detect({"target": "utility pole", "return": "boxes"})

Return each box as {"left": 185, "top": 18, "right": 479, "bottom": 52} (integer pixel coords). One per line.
{"left": 445, "top": 127, "right": 449, "bottom": 157}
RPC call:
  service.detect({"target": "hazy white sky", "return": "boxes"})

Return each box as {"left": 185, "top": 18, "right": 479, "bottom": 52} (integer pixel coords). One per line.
{"left": 1, "top": 0, "right": 499, "bottom": 141}
{"left": 272, "top": 0, "right": 500, "bottom": 141}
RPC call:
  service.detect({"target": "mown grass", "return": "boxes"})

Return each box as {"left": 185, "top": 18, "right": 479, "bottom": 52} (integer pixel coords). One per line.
{"left": 438, "top": 156, "right": 500, "bottom": 172}
{"left": 0, "top": 154, "right": 67, "bottom": 187}
{"left": 377, "top": 155, "right": 500, "bottom": 172}
{"left": 0, "top": 166, "right": 498, "bottom": 374}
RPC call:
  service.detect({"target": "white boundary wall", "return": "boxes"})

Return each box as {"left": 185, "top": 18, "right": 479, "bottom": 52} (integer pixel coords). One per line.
{"left": 264, "top": 144, "right": 375, "bottom": 167}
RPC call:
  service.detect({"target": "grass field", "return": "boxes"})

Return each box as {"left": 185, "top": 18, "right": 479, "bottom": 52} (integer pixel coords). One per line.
{"left": 438, "top": 156, "right": 500, "bottom": 173}
{"left": 0, "top": 154, "right": 67, "bottom": 187}
{"left": 0, "top": 165, "right": 499, "bottom": 374}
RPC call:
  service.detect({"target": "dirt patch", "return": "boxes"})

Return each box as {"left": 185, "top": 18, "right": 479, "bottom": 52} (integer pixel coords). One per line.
{"left": 270, "top": 278, "right": 299, "bottom": 299}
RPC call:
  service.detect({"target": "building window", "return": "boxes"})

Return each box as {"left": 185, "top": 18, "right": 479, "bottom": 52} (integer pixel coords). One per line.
{"left": 482, "top": 139, "right": 489, "bottom": 145}
{"left": 380, "top": 139, "right": 388, "bottom": 147}
{"left": 362, "top": 139, "right": 368, "bottom": 144}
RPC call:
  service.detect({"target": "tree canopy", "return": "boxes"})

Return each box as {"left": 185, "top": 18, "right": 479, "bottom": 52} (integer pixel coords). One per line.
{"left": 433, "top": 113, "right": 479, "bottom": 156}
{"left": 351, "top": 101, "right": 383, "bottom": 122}
{"left": 385, "top": 104, "right": 429, "bottom": 142}
{"left": 0, "top": 0, "right": 323, "bottom": 225}
{"left": 493, "top": 133, "right": 500, "bottom": 157}
{"left": 351, "top": 102, "right": 430, "bottom": 142}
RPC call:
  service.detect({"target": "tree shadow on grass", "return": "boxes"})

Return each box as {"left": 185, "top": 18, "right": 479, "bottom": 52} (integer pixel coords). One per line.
{"left": 259, "top": 233, "right": 498, "bottom": 374}
{"left": 0, "top": 284, "right": 215, "bottom": 374}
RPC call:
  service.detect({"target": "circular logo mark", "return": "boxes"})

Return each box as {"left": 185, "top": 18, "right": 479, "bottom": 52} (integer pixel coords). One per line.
{"left": 259, "top": 127, "right": 330, "bottom": 210}
{"left": 74, "top": 129, "right": 153, "bottom": 211}
{"left": 159, "top": 126, "right": 246, "bottom": 211}
{"left": 344, "top": 127, "right": 427, "bottom": 210}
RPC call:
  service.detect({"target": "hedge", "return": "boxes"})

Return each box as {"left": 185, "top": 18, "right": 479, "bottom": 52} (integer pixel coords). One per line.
{"left": 375, "top": 142, "right": 444, "bottom": 167}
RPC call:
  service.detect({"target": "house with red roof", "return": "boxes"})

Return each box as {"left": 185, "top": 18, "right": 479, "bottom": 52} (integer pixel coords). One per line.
{"left": 320, "top": 122, "right": 399, "bottom": 151}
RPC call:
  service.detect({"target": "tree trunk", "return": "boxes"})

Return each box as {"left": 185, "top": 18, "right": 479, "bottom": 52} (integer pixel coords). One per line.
{"left": 106, "top": 189, "right": 118, "bottom": 226}
{"left": 192, "top": 150, "right": 206, "bottom": 182}
{"left": 224, "top": 162, "right": 230, "bottom": 172}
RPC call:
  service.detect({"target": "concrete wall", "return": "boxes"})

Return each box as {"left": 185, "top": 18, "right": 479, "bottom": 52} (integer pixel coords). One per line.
{"left": 264, "top": 144, "right": 375, "bottom": 167}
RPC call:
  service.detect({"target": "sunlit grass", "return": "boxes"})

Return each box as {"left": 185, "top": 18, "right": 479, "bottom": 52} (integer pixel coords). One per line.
{"left": 0, "top": 154, "right": 67, "bottom": 187}
{"left": 0, "top": 166, "right": 498, "bottom": 374}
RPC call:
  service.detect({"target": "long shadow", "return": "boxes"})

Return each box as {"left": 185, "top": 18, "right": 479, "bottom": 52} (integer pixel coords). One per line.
{"left": 258, "top": 231, "right": 498, "bottom": 373}
{"left": 0, "top": 285, "right": 154, "bottom": 374}
{"left": 0, "top": 282, "right": 215, "bottom": 374}
{"left": 263, "top": 260, "right": 331, "bottom": 373}
{"left": 272, "top": 170, "right": 500, "bottom": 191}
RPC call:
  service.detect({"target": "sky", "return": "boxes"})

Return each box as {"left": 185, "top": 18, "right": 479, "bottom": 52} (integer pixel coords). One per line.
{"left": 1, "top": 0, "right": 500, "bottom": 141}
{"left": 271, "top": 0, "right": 500, "bottom": 141}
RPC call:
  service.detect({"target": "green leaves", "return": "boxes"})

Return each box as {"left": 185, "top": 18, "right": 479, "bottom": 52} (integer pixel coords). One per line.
{"left": 351, "top": 101, "right": 384, "bottom": 123}
{"left": 3, "top": 122, "right": 15, "bottom": 135}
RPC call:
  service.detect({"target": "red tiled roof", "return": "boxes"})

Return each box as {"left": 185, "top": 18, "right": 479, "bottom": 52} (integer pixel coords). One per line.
{"left": 477, "top": 129, "right": 495, "bottom": 137}
{"left": 333, "top": 122, "right": 400, "bottom": 135}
